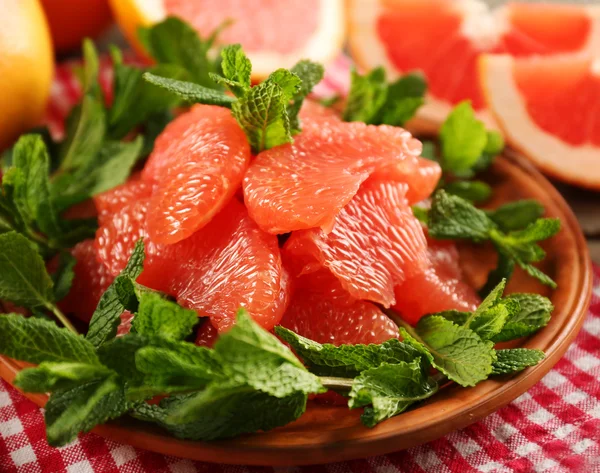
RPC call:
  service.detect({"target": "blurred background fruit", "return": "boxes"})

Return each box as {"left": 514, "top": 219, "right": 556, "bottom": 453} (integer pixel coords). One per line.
{"left": 347, "top": 0, "right": 600, "bottom": 133}
{"left": 40, "top": 0, "right": 113, "bottom": 53}
{"left": 0, "top": 0, "right": 54, "bottom": 150}
{"left": 109, "top": 0, "right": 345, "bottom": 79}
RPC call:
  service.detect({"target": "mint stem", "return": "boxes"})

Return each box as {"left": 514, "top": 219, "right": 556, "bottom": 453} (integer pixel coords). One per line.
{"left": 319, "top": 376, "right": 354, "bottom": 391}
{"left": 46, "top": 303, "right": 78, "bottom": 334}
{"left": 383, "top": 308, "right": 413, "bottom": 334}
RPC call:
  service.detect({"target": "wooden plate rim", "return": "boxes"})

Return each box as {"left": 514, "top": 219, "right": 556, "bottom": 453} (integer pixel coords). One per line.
{"left": 0, "top": 148, "right": 592, "bottom": 466}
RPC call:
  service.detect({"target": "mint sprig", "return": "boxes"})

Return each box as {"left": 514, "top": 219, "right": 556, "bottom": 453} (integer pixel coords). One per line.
{"left": 427, "top": 190, "right": 560, "bottom": 290}
{"left": 343, "top": 67, "right": 426, "bottom": 126}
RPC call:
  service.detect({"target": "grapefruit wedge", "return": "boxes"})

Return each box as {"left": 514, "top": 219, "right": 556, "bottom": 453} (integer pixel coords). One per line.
{"left": 480, "top": 54, "right": 600, "bottom": 190}
{"left": 284, "top": 179, "right": 428, "bottom": 308}
{"left": 348, "top": 0, "right": 600, "bottom": 130}
{"left": 243, "top": 102, "right": 438, "bottom": 234}
{"left": 96, "top": 196, "right": 289, "bottom": 333}
{"left": 109, "top": 0, "right": 345, "bottom": 79}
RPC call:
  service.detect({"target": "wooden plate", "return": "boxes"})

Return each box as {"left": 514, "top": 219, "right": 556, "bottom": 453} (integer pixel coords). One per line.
{"left": 0, "top": 149, "right": 592, "bottom": 466}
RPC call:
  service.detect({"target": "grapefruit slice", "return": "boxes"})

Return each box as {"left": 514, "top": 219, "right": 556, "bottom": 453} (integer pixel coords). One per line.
{"left": 59, "top": 240, "right": 115, "bottom": 323}
{"left": 96, "top": 197, "right": 288, "bottom": 332}
{"left": 393, "top": 240, "right": 480, "bottom": 325}
{"left": 243, "top": 102, "right": 437, "bottom": 234}
{"left": 142, "top": 105, "right": 251, "bottom": 245}
{"left": 280, "top": 267, "right": 399, "bottom": 345}
{"left": 284, "top": 179, "right": 428, "bottom": 307}
{"left": 109, "top": 0, "right": 345, "bottom": 79}
{"left": 480, "top": 54, "right": 600, "bottom": 190}
{"left": 94, "top": 173, "right": 151, "bottom": 225}
{"left": 348, "top": 0, "right": 600, "bottom": 130}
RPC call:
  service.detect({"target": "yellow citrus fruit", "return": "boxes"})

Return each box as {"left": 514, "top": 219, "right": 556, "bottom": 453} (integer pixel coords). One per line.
{"left": 0, "top": 0, "right": 54, "bottom": 150}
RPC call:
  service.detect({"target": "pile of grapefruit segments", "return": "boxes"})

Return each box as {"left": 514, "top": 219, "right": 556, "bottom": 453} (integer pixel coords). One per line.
{"left": 60, "top": 101, "right": 480, "bottom": 348}
{"left": 348, "top": 0, "right": 600, "bottom": 190}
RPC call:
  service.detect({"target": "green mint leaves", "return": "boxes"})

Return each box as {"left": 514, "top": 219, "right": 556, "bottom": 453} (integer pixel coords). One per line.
{"left": 145, "top": 44, "right": 324, "bottom": 153}
{"left": 492, "top": 349, "right": 545, "bottom": 375}
{"left": 428, "top": 190, "right": 560, "bottom": 289}
{"left": 343, "top": 67, "right": 426, "bottom": 126}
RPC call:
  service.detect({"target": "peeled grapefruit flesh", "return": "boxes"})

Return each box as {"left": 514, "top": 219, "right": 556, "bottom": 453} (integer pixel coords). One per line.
{"left": 280, "top": 267, "right": 399, "bottom": 345}
{"left": 480, "top": 54, "right": 600, "bottom": 190}
{"left": 284, "top": 179, "right": 428, "bottom": 308}
{"left": 142, "top": 105, "right": 251, "bottom": 245}
{"left": 93, "top": 173, "right": 151, "bottom": 225}
{"left": 348, "top": 0, "right": 600, "bottom": 130}
{"left": 96, "top": 197, "right": 288, "bottom": 332}
{"left": 393, "top": 240, "right": 480, "bottom": 325}
{"left": 243, "top": 102, "right": 437, "bottom": 234}
{"left": 59, "top": 239, "right": 115, "bottom": 323}
{"left": 109, "top": 0, "right": 345, "bottom": 79}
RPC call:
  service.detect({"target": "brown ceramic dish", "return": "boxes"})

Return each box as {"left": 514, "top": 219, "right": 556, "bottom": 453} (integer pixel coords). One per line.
{"left": 0, "top": 148, "right": 592, "bottom": 466}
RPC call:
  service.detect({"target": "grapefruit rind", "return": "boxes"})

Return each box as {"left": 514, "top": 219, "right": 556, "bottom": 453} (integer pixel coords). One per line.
{"left": 479, "top": 54, "right": 600, "bottom": 190}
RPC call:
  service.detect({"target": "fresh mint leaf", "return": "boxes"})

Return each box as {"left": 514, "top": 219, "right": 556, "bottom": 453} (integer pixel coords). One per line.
{"left": 288, "top": 60, "right": 325, "bottom": 133}
{"left": 230, "top": 68, "right": 301, "bottom": 152}
{"left": 484, "top": 130, "right": 504, "bottom": 156}
{"left": 86, "top": 240, "right": 145, "bottom": 348}
{"left": 492, "top": 294, "right": 553, "bottom": 342}
{"left": 14, "top": 362, "right": 113, "bottom": 393}
{"left": 376, "top": 73, "right": 426, "bottom": 126}
{"left": 58, "top": 95, "right": 106, "bottom": 172}
{"left": 491, "top": 348, "right": 545, "bottom": 375}
{"left": 213, "top": 44, "right": 252, "bottom": 97}
{"left": 44, "top": 377, "right": 126, "bottom": 446}
{"left": 444, "top": 180, "right": 492, "bottom": 203}
{"left": 486, "top": 200, "right": 545, "bottom": 232}
{"left": 138, "top": 17, "right": 222, "bottom": 90}
{"left": 52, "top": 137, "right": 143, "bottom": 211}
{"left": 138, "top": 386, "right": 307, "bottom": 441}
{"left": 132, "top": 291, "right": 198, "bottom": 340}
{"left": 275, "top": 327, "right": 421, "bottom": 378}
{"left": 51, "top": 252, "right": 76, "bottom": 301}
{"left": 343, "top": 67, "right": 387, "bottom": 123}
{"left": 108, "top": 57, "right": 187, "bottom": 140}
{"left": 349, "top": 361, "right": 438, "bottom": 427}
{"left": 214, "top": 310, "right": 324, "bottom": 397}
{"left": 400, "top": 315, "right": 494, "bottom": 387}
{"left": 0, "top": 232, "right": 54, "bottom": 308}
{"left": 428, "top": 190, "right": 492, "bottom": 241}
{"left": 0, "top": 314, "right": 99, "bottom": 364}
{"left": 420, "top": 140, "right": 436, "bottom": 160}
{"left": 412, "top": 205, "right": 429, "bottom": 225}
{"left": 439, "top": 101, "right": 487, "bottom": 175}
{"left": 142, "top": 73, "right": 235, "bottom": 107}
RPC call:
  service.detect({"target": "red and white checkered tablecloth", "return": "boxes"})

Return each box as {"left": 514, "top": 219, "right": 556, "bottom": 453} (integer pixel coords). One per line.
{"left": 1, "top": 57, "right": 600, "bottom": 473}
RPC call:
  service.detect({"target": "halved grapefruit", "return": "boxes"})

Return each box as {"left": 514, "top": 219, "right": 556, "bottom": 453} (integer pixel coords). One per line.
{"left": 348, "top": 0, "right": 600, "bottom": 131}
{"left": 480, "top": 54, "right": 600, "bottom": 190}
{"left": 109, "top": 0, "right": 345, "bottom": 79}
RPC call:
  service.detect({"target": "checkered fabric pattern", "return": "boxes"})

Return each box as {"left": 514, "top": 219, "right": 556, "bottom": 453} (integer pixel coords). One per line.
{"left": 1, "top": 56, "right": 599, "bottom": 473}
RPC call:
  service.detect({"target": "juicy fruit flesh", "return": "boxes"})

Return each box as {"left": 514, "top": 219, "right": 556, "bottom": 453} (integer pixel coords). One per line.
{"left": 393, "top": 240, "right": 480, "bottom": 325}
{"left": 142, "top": 105, "right": 251, "bottom": 245}
{"left": 280, "top": 267, "right": 399, "bottom": 345}
{"left": 96, "top": 196, "right": 287, "bottom": 333}
{"left": 514, "top": 57, "right": 600, "bottom": 147}
{"left": 243, "top": 102, "right": 436, "bottom": 234}
{"left": 284, "top": 179, "right": 429, "bottom": 308}
{"left": 164, "top": 0, "right": 320, "bottom": 54}
{"left": 373, "top": 0, "right": 594, "bottom": 110}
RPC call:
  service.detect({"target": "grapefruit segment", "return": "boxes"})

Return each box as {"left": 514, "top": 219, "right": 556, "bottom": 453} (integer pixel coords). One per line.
{"left": 93, "top": 174, "right": 151, "bottom": 225}
{"left": 348, "top": 0, "right": 600, "bottom": 129}
{"left": 109, "top": 0, "right": 345, "bottom": 79}
{"left": 243, "top": 103, "right": 434, "bottom": 234}
{"left": 280, "top": 267, "right": 399, "bottom": 345}
{"left": 96, "top": 197, "right": 288, "bottom": 332}
{"left": 479, "top": 54, "right": 600, "bottom": 190}
{"left": 284, "top": 179, "right": 428, "bottom": 307}
{"left": 393, "top": 240, "right": 480, "bottom": 325}
{"left": 142, "top": 105, "right": 251, "bottom": 245}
